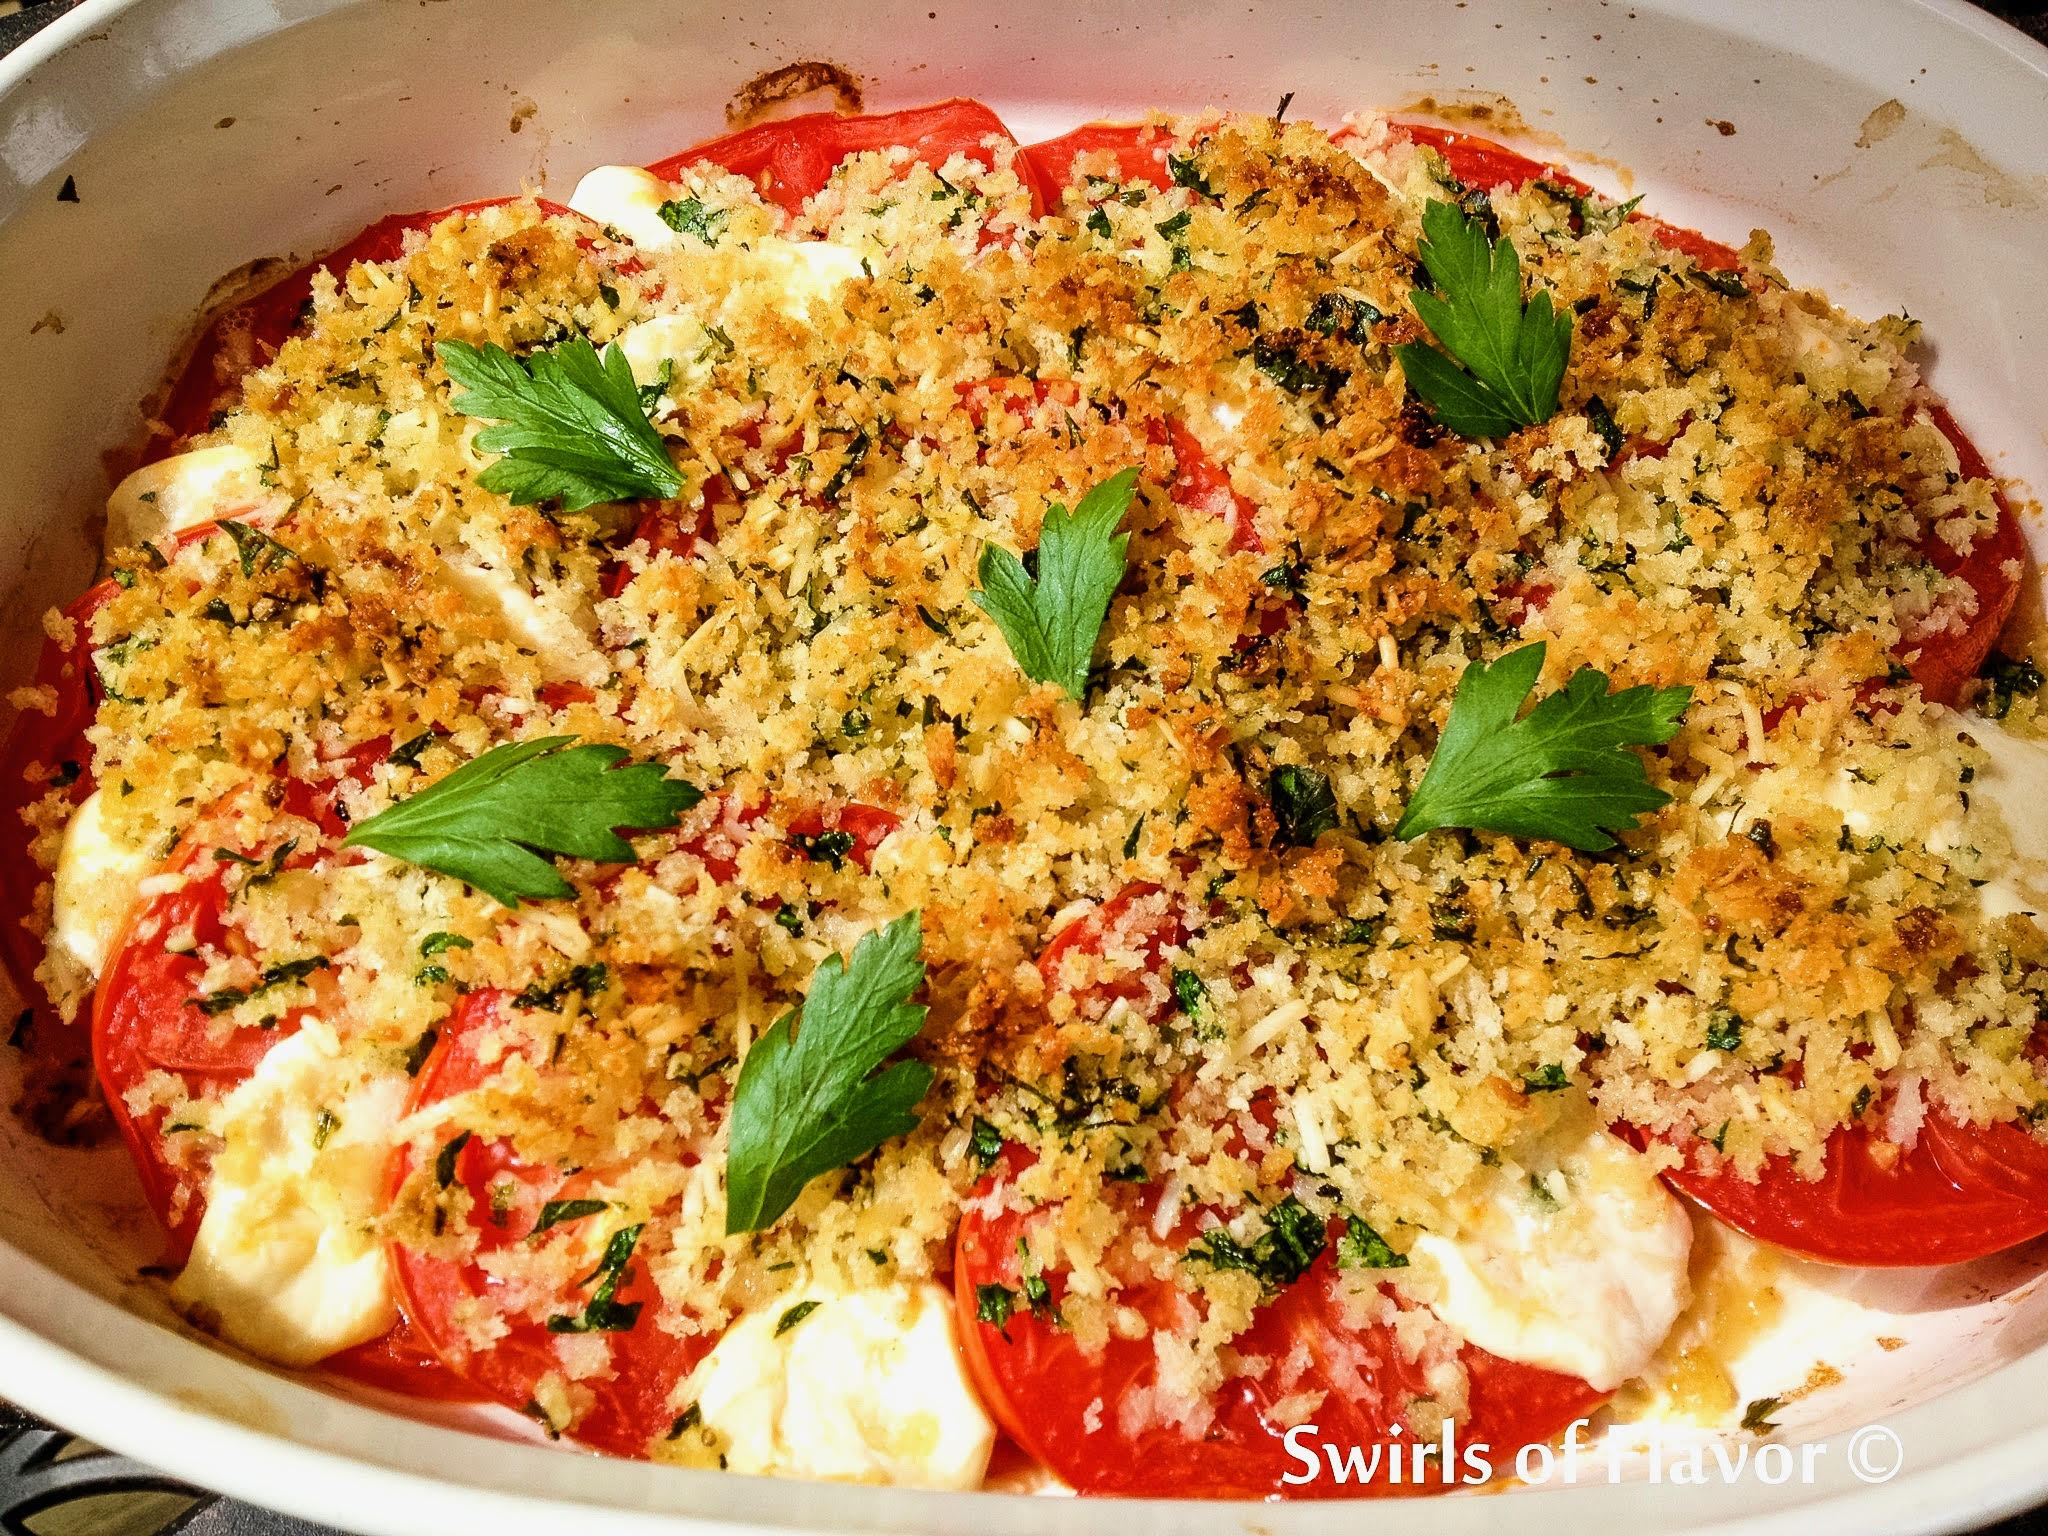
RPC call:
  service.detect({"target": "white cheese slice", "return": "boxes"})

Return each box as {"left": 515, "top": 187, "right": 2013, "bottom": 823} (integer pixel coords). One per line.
{"left": 568, "top": 164, "right": 686, "bottom": 251}
{"left": 49, "top": 788, "right": 155, "bottom": 980}
{"left": 171, "top": 1030, "right": 405, "bottom": 1367}
{"left": 568, "top": 162, "right": 862, "bottom": 320}
{"left": 689, "top": 1280, "right": 994, "bottom": 1488}
{"left": 438, "top": 555, "right": 606, "bottom": 686}
{"left": 1410, "top": 1112, "right": 1692, "bottom": 1392}
{"left": 1945, "top": 708, "right": 2048, "bottom": 921}
{"left": 105, "top": 446, "right": 279, "bottom": 550}
{"left": 745, "top": 237, "right": 866, "bottom": 317}
{"left": 616, "top": 314, "right": 723, "bottom": 400}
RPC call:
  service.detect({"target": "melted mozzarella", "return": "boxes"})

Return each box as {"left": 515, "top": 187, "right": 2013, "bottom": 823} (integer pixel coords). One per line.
{"left": 170, "top": 1030, "right": 405, "bottom": 1367}
{"left": 569, "top": 162, "right": 862, "bottom": 320}
{"left": 746, "top": 237, "right": 866, "bottom": 316}
{"left": 105, "top": 446, "right": 278, "bottom": 549}
{"left": 49, "top": 789, "right": 154, "bottom": 979}
{"left": 616, "top": 314, "right": 723, "bottom": 400}
{"left": 1947, "top": 708, "right": 2048, "bottom": 921}
{"left": 438, "top": 555, "right": 604, "bottom": 685}
{"left": 690, "top": 1280, "right": 994, "bottom": 1488}
{"left": 1411, "top": 1113, "right": 1691, "bottom": 1392}
{"left": 568, "top": 164, "right": 686, "bottom": 251}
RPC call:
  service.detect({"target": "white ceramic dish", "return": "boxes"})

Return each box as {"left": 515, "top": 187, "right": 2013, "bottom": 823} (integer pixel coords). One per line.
{"left": 4, "top": 0, "right": 2048, "bottom": 1530}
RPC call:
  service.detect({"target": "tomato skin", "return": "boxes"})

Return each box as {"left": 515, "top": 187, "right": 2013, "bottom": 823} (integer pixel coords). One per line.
{"left": 1907, "top": 406, "right": 2025, "bottom": 708}
{"left": 153, "top": 198, "right": 574, "bottom": 457}
{"left": 1656, "top": 1112, "right": 2048, "bottom": 1267}
{"left": 388, "top": 989, "right": 710, "bottom": 1457}
{"left": 323, "top": 1315, "right": 482, "bottom": 1403}
{"left": 1024, "top": 122, "right": 1178, "bottom": 194}
{"left": 954, "top": 1157, "right": 1606, "bottom": 1499}
{"left": 1160, "top": 416, "right": 1263, "bottom": 556}
{"left": 0, "top": 588, "right": 109, "bottom": 1110}
{"left": 785, "top": 802, "right": 901, "bottom": 875}
{"left": 650, "top": 99, "right": 1043, "bottom": 219}
{"left": 1037, "top": 881, "right": 1185, "bottom": 1024}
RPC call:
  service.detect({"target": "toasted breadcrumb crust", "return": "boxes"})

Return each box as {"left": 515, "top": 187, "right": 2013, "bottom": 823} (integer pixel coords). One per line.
{"left": 24, "top": 111, "right": 2048, "bottom": 1446}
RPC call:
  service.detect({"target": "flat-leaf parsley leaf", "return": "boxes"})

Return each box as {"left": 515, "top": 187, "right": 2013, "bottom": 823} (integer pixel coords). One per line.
{"left": 724, "top": 911, "right": 933, "bottom": 1234}
{"left": 1394, "top": 199, "right": 1573, "bottom": 439}
{"left": 438, "top": 335, "right": 683, "bottom": 511}
{"left": 342, "top": 736, "right": 701, "bottom": 906}
{"left": 1393, "top": 641, "right": 1690, "bottom": 851}
{"left": 971, "top": 468, "right": 1139, "bottom": 699}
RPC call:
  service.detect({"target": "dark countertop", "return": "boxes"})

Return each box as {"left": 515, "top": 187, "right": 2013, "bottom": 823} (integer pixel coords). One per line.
{"left": 0, "top": 0, "right": 2045, "bottom": 1531}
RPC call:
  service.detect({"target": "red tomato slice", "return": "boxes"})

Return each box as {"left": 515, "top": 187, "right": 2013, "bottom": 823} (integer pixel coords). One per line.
{"left": 649, "top": 99, "right": 1043, "bottom": 219}
{"left": 1024, "top": 122, "right": 1178, "bottom": 195}
{"left": 1038, "top": 881, "right": 1186, "bottom": 1025}
{"left": 1905, "top": 405, "right": 2026, "bottom": 708}
{"left": 387, "top": 989, "right": 710, "bottom": 1456}
{"left": 1655, "top": 1111, "right": 2048, "bottom": 1267}
{"left": 1151, "top": 415, "right": 1263, "bottom": 555}
{"left": 954, "top": 1158, "right": 1606, "bottom": 1498}
{"left": 1394, "top": 122, "right": 1743, "bottom": 272}
{"left": 0, "top": 586, "right": 109, "bottom": 1091}
{"left": 323, "top": 1314, "right": 481, "bottom": 1403}
{"left": 153, "top": 198, "right": 575, "bottom": 457}
{"left": 785, "top": 802, "right": 901, "bottom": 875}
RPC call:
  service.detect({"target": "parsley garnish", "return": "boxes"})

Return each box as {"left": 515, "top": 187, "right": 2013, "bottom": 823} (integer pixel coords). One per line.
{"left": 774, "top": 1299, "right": 822, "bottom": 1336}
{"left": 1268, "top": 764, "right": 1339, "bottom": 848}
{"left": 1521, "top": 1063, "right": 1571, "bottom": 1094}
{"left": 1740, "top": 1396, "right": 1783, "bottom": 1435}
{"left": 546, "top": 1223, "right": 645, "bottom": 1334}
{"left": 724, "top": 911, "right": 933, "bottom": 1234}
{"left": 975, "top": 1282, "right": 1017, "bottom": 1337}
{"left": 192, "top": 955, "right": 329, "bottom": 1017}
{"left": 342, "top": 736, "right": 700, "bottom": 907}
{"left": 971, "top": 469, "right": 1139, "bottom": 699}
{"left": 438, "top": 336, "right": 683, "bottom": 512}
{"left": 218, "top": 520, "right": 297, "bottom": 579}
{"left": 1706, "top": 1006, "right": 1744, "bottom": 1054}
{"left": 1393, "top": 642, "right": 1689, "bottom": 852}
{"left": 532, "top": 1197, "right": 608, "bottom": 1235}
{"left": 968, "top": 1116, "right": 1004, "bottom": 1172}
{"left": 1186, "top": 1196, "right": 1326, "bottom": 1292}
{"left": 1395, "top": 199, "right": 1573, "bottom": 439}
{"left": 1335, "top": 1215, "right": 1408, "bottom": 1270}
{"left": 657, "top": 196, "right": 726, "bottom": 244}
{"left": 1983, "top": 651, "right": 2045, "bottom": 719}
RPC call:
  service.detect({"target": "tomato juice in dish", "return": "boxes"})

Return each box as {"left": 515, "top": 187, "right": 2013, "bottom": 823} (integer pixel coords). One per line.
{"left": 2, "top": 97, "right": 2045, "bottom": 1497}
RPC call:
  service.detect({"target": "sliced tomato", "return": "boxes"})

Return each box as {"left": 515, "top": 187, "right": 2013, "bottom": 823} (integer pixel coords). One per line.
{"left": 1905, "top": 406, "right": 2026, "bottom": 708}
{"left": 1655, "top": 1111, "right": 2048, "bottom": 1267}
{"left": 154, "top": 197, "right": 575, "bottom": 456}
{"left": 954, "top": 1156, "right": 1605, "bottom": 1498}
{"left": 786, "top": 802, "right": 901, "bottom": 875}
{"left": 600, "top": 476, "right": 734, "bottom": 597}
{"left": 323, "top": 1314, "right": 480, "bottom": 1402}
{"left": 1157, "top": 415, "right": 1262, "bottom": 555}
{"left": 649, "top": 99, "right": 1043, "bottom": 220}
{"left": 1037, "top": 881, "right": 1186, "bottom": 1025}
{"left": 388, "top": 989, "right": 710, "bottom": 1456}
{"left": 0, "top": 585, "right": 110, "bottom": 1090}
{"left": 87, "top": 732, "right": 377, "bottom": 1261}
{"left": 1394, "top": 122, "right": 1742, "bottom": 272}
{"left": 1024, "top": 122, "right": 1178, "bottom": 195}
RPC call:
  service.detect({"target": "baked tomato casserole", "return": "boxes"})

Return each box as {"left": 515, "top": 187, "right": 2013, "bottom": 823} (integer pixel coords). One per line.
{"left": 2, "top": 99, "right": 2045, "bottom": 1497}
